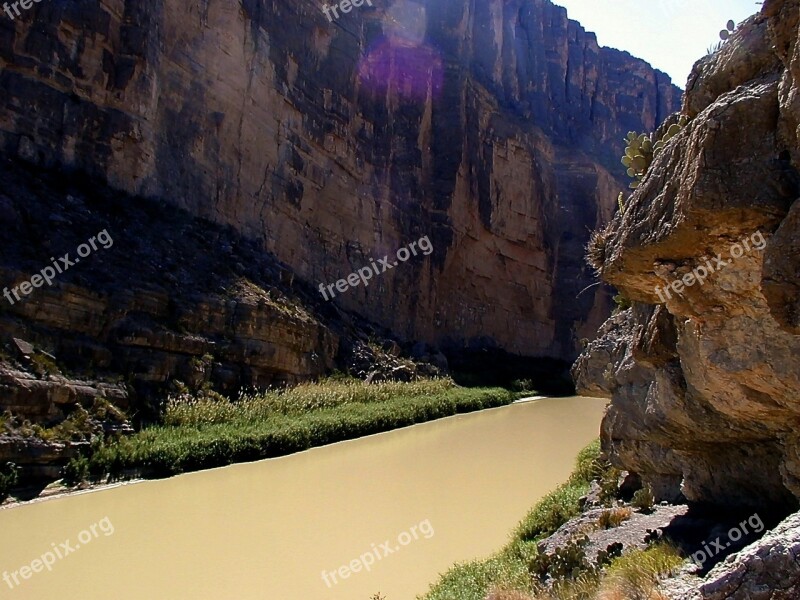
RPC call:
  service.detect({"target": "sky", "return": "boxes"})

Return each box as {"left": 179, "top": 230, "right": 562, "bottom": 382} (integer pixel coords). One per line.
{"left": 552, "top": 0, "right": 763, "bottom": 87}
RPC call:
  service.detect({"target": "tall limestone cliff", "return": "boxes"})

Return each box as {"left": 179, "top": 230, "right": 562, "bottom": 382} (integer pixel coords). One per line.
{"left": 574, "top": 0, "right": 800, "bottom": 515}
{"left": 0, "top": 0, "right": 680, "bottom": 367}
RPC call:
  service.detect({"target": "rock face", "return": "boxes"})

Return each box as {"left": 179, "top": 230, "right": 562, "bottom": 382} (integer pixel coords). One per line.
{"left": 661, "top": 511, "right": 800, "bottom": 600}
{"left": 0, "top": 160, "right": 339, "bottom": 408}
{"left": 0, "top": 0, "right": 680, "bottom": 360}
{"left": 574, "top": 0, "right": 800, "bottom": 509}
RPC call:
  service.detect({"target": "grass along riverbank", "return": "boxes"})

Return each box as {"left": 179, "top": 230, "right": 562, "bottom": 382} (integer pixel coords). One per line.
{"left": 421, "top": 439, "right": 683, "bottom": 600}
{"left": 65, "top": 378, "right": 514, "bottom": 483}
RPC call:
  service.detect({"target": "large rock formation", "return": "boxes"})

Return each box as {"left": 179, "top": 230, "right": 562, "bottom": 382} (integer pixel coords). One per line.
{"left": 574, "top": 0, "right": 800, "bottom": 510}
{"left": 0, "top": 0, "right": 681, "bottom": 361}
{"left": 661, "top": 511, "right": 800, "bottom": 599}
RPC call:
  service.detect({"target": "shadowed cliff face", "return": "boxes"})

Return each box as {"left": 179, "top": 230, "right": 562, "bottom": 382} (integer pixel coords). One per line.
{"left": 574, "top": 0, "right": 800, "bottom": 510}
{"left": 0, "top": 0, "right": 680, "bottom": 360}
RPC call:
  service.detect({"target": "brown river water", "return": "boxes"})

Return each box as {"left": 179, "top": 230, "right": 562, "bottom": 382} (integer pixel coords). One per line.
{"left": 0, "top": 396, "right": 607, "bottom": 600}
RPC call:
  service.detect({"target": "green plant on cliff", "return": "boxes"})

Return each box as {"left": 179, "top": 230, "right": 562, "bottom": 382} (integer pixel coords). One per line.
{"left": 621, "top": 115, "right": 689, "bottom": 189}
{"left": 707, "top": 20, "right": 736, "bottom": 54}
{"left": 29, "top": 352, "right": 62, "bottom": 377}
{"left": 539, "top": 542, "right": 682, "bottom": 600}
{"left": 597, "top": 507, "right": 633, "bottom": 530}
{"left": 45, "top": 406, "right": 100, "bottom": 442}
{"left": 597, "top": 542, "right": 683, "bottom": 599}
{"left": 0, "top": 462, "right": 19, "bottom": 503}
{"left": 598, "top": 463, "right": 624, "bottom": 507}
{"left": 719, "top": 19, "right": 736, "bottom": 41}
{"left": 586, "top": 223, "right": 612, "bottom": 276}
{"left": 612, "top": 293, "right": 631, "bottom": 313}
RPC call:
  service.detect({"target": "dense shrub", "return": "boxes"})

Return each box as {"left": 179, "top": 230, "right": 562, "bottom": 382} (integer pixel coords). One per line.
{"left": 0, "top": 462, "right": 19, "bottom": 502}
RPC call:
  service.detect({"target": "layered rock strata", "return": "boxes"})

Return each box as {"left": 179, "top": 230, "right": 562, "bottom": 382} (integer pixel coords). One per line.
{"left": 0, "top": 0, "right": 681, "bottom": 360}
{"left": 574, "top": 0, "right": 800, "bottom": 509}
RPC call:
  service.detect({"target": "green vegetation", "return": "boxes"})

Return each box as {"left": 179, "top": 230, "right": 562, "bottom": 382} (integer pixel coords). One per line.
{"left": 612, "top": 293, "right": 631, "bottom": 313}
{"left": 597, "top": 507, "right": 632, "bottom": 530}
{"left": 510, "top": 379, "right": 538, "bottom": 395}
{"left": 66, "top": 378, "right": 514, "bottom": 482}
{"left": 586, "top": 224, "right": 611, "bottom": 276}
{"left": 719, "top": 19, "right": 736, "bottom": 41}
{"left": 2, "top": 397, "right": 124, "bottom": 444}
{"left": 597, "top": 463, "right": 623, "bottom": 506}
{"left": 29, "top": 352, "right": 62, "bottom": 377}
{"left": 631, "top": 484, "right": 656, "bottom": 514}
{"left": 708, "top": 19, "right": 737, "bottom": 54}
{"left": 621, "top": 115, "right": 689, "bottom": 190}
{"left": 597, "top": 543, "right": 683, "bottom": 599}
{"left": 421, "top": 440, "right": 684, "bottom": 600}
{"left": 423, "top": 440, "right": 607, "bottom": 600}
{"left": 531, "top": 536, "right": 594, "bottom": 582}
{"left": 533, "top": 543, "right": 682, "bottom": 600}
{"left": 0, "top": 462, "right": 19, "bottom": 503}
{"left": 62, "top": 454, "right": 92, "bottom": 487}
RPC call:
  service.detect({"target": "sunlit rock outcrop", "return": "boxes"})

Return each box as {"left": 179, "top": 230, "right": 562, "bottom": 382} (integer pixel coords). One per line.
{"left": 575, "top": 0, "right": 800, "bottom": 510}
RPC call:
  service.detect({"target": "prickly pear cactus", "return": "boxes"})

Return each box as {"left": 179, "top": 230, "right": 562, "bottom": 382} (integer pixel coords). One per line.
{"left": 720, "top": 19, "right": 735, "bottom": 41}
{"left": 620, "top": 115, "right": 689, "bottom": 189}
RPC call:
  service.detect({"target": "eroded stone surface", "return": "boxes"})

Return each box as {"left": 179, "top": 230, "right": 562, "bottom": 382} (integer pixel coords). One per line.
{"left": 661, "top": 511, "right": 800, "bottom": 600}
{"left": 0, "top": 0, "right": 681, "bottom": 359}
{"left": 574, "top": 0, "right": 800, "bottom": 508}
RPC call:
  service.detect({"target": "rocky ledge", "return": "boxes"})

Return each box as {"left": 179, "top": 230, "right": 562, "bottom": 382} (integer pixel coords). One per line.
{"left": 574, "top": 0, "right": 800, "bottom": 510}
{"left": 569, "top": 0, "right": 800, "bottom": 597}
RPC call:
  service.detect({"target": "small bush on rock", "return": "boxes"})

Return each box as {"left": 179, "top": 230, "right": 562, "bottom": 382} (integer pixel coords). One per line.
{"left": 0, "top": 462, "right": 19, "bottom": 502}
{"left": 598, "top": 507, "right": 633, "bottom": 529}
{"left": 586, "top": 224, "right": 612, "bottom": 276}
{"left": 531, "top": 535, "right": 592, "bottom": 582}
{"left": 631, "top": 484, "right": 656, "bottom": 514}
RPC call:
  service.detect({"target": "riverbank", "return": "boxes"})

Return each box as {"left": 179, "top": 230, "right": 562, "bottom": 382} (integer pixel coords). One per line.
{"left": 421, "top": 437, "right": 796, "bottom": 600}
{"left": 61, "top": 378, "right": 515, "bottom": 485}
{"left": 0, "top": 396, "right": 607, "bottom": 599}
{"left": 421, "top": 439, "right": 692, "bottom": 600}
{"left": 1, "top": 383, "right": 527, "bottom": 510}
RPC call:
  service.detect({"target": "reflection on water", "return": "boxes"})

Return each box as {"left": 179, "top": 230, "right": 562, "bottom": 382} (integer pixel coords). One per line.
{"left": 0, "top": 396, "right": 607, "bottom": 600}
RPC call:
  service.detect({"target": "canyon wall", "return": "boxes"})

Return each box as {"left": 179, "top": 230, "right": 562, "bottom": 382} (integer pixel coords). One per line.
{"left": 0, "top": 0, "right": 681, "bottom": 360}
{"left": 574, "top": 0, "right": 800, "bottom": 509}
